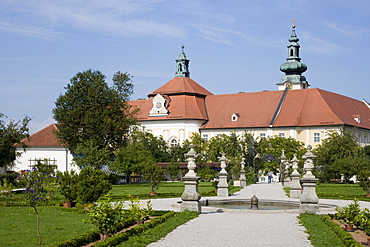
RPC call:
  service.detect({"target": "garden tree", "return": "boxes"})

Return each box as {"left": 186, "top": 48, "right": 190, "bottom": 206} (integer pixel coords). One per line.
{"left": 331, "top": 151, "right": 370, "bottom": 183}
{"left": 76, "top": 167, "right": 112, "bottom": 204}
{"left": 53, "top": 69, "right": 137, "bottom": 165}
{"left": 168, "top": 140, "right": 191, "bottom": 162}
{"left": 142, "top": 163, "right": 164, "bottom": 194}
{"left": 313, "top": 128, "right": 361, "bottom": 182}
{"left": 188, "top": 133, "right": 209, "bottom": 163}
{"left": 73, "top": 139, "right": 112, "bottom": 169}
{"left": 111, "top": 142, "right": 155, "bottom": 183}
{"left": 0, "top": 113, "right": 31, "bottom": 174}
{"left": 57, "top": 170, "right": 78, "bottom": 206}
{"left": 167, "top": 161, "right": 180, "bottom": 181}
{"left": 18, "top": 163, "right": 57, "bottom": 247}
{"left": 258, "top": 136, "right": 305, "bottom": 174}
{"left": 353, "top": 147, "right": 370, "bottom": 194}
{"left": 128, "top": 126, "right": 170, "bottom": 162}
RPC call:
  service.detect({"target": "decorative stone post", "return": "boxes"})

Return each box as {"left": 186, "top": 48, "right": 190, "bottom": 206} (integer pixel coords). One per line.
{"left": 239, "top": 158, "right": 247, "bottom": 187}
{"left": 217, "top": 153, "right": 229, "bottom": 197}
{"left": 299, "top": 145, "right": 319, "bottom": 214}
{"left": 181, "top": 145, "right": 201, "bottom": 213}
{"left": 281, "top": 150, "right": 290, "bottom": 187}
{"left": 290, "top": 154, "right": 302, "bottom": 198}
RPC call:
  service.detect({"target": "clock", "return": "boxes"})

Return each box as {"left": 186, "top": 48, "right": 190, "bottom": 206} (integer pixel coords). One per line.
{"left": 156, "top": 101, "right": 162, "bottom": 108}
{"left": 285, "top": 81, "right": 293, "bottom": 89}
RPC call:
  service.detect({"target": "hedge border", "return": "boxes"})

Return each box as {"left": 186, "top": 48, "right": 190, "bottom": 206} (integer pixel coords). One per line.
{"left": 320, "top": 215, "right": 362, "bottom": 247}
{"left": 92, "top": 211, "right": 176, "bottom": 247}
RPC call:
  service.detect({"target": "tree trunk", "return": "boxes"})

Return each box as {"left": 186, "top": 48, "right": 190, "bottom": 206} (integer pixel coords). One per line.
{"left": 32, "top": 206, "right": 43, "bottom": 247}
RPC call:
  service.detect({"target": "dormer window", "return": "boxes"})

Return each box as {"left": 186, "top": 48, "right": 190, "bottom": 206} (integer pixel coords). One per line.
{"left": 231, "top": 113, "right": 240, "bottom": 122}
{"left": 149, "top": 93, "right": 168, "bottom": 117}
{"left": 352, "top": 114, "right": 361, "bottom": 123}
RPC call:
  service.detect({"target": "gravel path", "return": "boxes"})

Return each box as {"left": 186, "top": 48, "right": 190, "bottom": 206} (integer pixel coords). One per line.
{"left": 148, "top": 182, "right": 312, "bottom": 247}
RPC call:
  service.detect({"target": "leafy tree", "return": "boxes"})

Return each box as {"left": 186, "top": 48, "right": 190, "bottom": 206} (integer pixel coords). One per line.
{"left": 53, "top": 69, "right": 137, "bottom": 164}
{"left": 167, "top": 161, "right": 180, "bottom": 181}
{"left": 57, "top": 170, "right": 78, "bottom": 203}
{"left": 112, "top": 142, "right": 155, "bottom": 183}
{"left": 73, "top": 138, "right": 112, "bottom": 169}
{"left": 18, "top": 165, "right": 57, "bottom": 247}
{"left": 128, "top": 126, "right": 170, "bottom": 162}
{"left": 313, "top": 128, "right": 361, "bottom": 182}
{"left": 142, "top": 163, "right": 164, "bottom": 194}
{"left": 0, "top": 113, "right": 31, "bottom": 174}
{"left": 258, "top": 135, "right": 305, "bottom": 174}
{"left": 196, "top": 166, "right": 217, "bottom": 182}
{"left": 76, "top": 167, "right": 112, "bottom": 204}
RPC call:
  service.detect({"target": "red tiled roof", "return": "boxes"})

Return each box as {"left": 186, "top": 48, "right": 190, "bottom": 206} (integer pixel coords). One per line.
{"left": 202, "top": 90, "right": 284, "bottom": 129}
{"left": 130, "top": 94, "right": 208, "bottom": 121}
{"left": 20, "top": 123, "right": 63, "bottom": 147}
{"left": 148, "top": 77, "right": 213, "bottom": 97}
{"left": 202, "top": 88, "right": 370, "bottom": 129}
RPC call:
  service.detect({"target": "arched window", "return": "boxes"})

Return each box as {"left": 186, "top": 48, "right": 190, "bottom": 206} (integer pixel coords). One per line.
{"left": 290, "top": 49, "right": 294, "bottom": 57}
{"left": 169, "top": 137, "right": 179, "bottom": 147}
{"left": 178, "top": 64, "right": 182, "bottom": 72}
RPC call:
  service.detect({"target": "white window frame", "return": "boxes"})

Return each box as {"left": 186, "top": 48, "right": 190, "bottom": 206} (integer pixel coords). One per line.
{"left": 313, "top": 132, "right": 321, "bottom": 143}
{"left": 202, "top": 134, "right": 209, "bottom": 141}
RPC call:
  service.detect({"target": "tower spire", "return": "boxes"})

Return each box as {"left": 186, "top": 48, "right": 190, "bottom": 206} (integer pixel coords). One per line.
{"left": 175, "top": 44, "right": 190, "bottom": 77}
{"left": 277, "top": 19, "right": 309, "bottom": 90}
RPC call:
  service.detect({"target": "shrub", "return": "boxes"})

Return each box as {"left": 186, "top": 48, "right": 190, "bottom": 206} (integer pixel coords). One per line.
{"left": 76, "top": 167, "right": 112, "bottom": 204}
{"left": 86, "top": 192, "right": 127, "bottom": 236}
{"left": 57, "top": 170, "right": 78, "bottom": 202}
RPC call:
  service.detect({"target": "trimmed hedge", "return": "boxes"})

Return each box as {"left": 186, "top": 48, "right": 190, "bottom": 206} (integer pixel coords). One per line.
{"left": 320, "top": 215, "right": 362, "bottom": 247}
{"left": 49, "top": 217, "right": 138, "bottom": 247}
{"left": 92, "top": 211, "right": 176, "bottom": 247}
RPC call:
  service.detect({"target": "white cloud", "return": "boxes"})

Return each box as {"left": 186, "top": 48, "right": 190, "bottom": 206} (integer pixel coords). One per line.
{"left": 9, "top": 0, "right": 185, "bottom": 38}
{"left": 324, "top": 22, "right": 370, "bottom": 37}
{"left": 300, "top": 31, "right": 344, "bottom": 54}
{"left": 29, "top": 117, "right": 56, "bottom": 134}
{"left": 0, "top": 22, "right": 62, "bottom": 39}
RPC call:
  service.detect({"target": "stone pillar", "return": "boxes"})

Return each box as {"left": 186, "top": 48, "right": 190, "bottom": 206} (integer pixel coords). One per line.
{"left": 239, "top": 158, "right": 247, "bottom": 187}
{"left": 181, "top": 145, "right": 201, "bottom": 213}
{"left": 281, "top": 150, "right": 290, "bottom": 187}
{"left": 290, "top": 154, "right": 302, "bottom": 198}
{"left": 217, "top": 153, "right": 229, "bottom": 197}
{"left": 299, "top": 145, "right": 319, "bottom": 214}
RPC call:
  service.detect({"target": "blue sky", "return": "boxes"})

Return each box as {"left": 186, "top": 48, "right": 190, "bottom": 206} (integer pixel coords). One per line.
{"left": 1, "top": 0, "right": 370, "bottom": 133}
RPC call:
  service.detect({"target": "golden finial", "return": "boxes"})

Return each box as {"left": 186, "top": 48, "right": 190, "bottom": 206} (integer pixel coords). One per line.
{"left": 291, "top": 18, "right": 296, "bottom": 29}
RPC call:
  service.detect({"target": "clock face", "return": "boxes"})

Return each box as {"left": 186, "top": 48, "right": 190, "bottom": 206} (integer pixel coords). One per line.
{"left": 155, "top": 101, "right": 162, "bottom": 108}
{"left": 286, "top": 81, "right": 293, "bottom": 89}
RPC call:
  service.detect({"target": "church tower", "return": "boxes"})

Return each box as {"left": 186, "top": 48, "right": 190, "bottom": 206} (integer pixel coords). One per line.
{"left": 175, "top": 45, "right": 190, "bottom": 77}
{"left": 277, "top": 20, "right": 309, "bottom": 90}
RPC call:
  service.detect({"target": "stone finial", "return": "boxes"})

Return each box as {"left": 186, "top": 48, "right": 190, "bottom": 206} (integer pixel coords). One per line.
{"left": 281, "top": 149, "right": 287, "bottom": 160}
{"left": 218, "top": 152, "right": 228, "bottom": 173}
{"left": 291, "top": 153, "right": 299, "bottom": 175}
{"left": 240, "top": 157, "right": 246, "bottom": 172}
{"left": 302, "top": 145, "right": 316, "bottom": 179}
{"left": 184, "top": 145, "right": 198, "bottom": 178}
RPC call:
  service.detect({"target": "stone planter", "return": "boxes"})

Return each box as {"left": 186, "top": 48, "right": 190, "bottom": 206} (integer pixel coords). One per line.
{"left": 63, "top": 201, "right": 72, "bottom": 208}
{"left": 344, "top": 224, "right": 354, "bottom": 232}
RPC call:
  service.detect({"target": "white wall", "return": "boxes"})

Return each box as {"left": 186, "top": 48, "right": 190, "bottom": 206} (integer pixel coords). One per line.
{"left": 14, "top": 147, "right": 75, "bottom": 172}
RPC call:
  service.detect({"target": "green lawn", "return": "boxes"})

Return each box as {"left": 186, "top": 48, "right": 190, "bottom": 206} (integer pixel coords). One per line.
{"left": 298, "top": 213, "right": 345, "bottom": 247}
{"left": 316, "top": 183, "right": 369, "bottom": 201}
{"left": 0, "top": 206, "right": 94, "bottom": 247}
{"left": 284, "top": 183, "right": 370, "bottom": 201}
{"left": 111, "top": 181, "right": 227, "bottom": 199}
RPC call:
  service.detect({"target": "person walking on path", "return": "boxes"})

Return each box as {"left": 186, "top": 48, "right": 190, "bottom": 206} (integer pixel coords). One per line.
{"left": 267, "top": 170, "right": 273, "bottom": 183}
